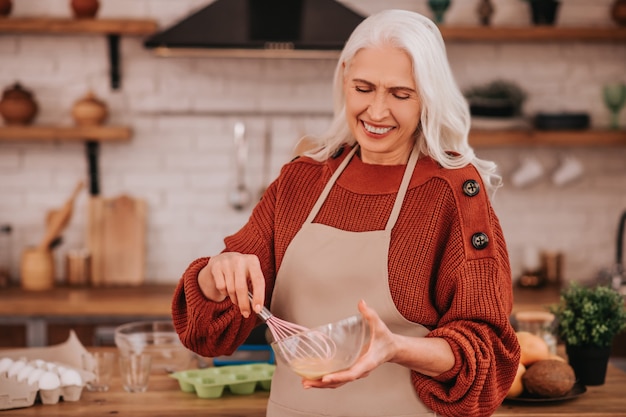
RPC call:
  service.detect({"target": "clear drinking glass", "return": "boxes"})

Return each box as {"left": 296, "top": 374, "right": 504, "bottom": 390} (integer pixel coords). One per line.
{"left": 603, "top": 82, "right": 626, "bottom": 129}
{"left": 83, "top": 351, "right": 116, "bottom": 392}
{"left": 119, "top": 353, "right": 152, "bottom": 393}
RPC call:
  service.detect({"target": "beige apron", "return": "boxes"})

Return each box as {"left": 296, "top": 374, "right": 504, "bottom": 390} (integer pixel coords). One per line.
{"left": 268, "top": 144, "right": 436, "bottom": 417}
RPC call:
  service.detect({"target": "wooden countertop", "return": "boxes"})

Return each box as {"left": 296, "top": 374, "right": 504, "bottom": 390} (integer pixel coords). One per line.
{"left": 4, "top": 349, "right": 626, "bottom": 417}
{"left": 0, "top": 284, "right": 563, "bottom": 318}
{"left": 0, "top": 285, "right": 176, "bottom": 317}
{"left": 2, "top": 284, "right": 625, "bottom": 416}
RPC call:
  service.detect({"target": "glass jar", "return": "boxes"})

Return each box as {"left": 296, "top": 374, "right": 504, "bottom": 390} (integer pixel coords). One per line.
{"left": 515, "top": 311, "right": 557, "bottom": 355}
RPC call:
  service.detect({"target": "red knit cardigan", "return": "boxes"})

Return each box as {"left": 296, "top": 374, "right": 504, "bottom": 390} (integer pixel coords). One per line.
{"left": 172, "top": 148, "right": 520, "bottom": 417}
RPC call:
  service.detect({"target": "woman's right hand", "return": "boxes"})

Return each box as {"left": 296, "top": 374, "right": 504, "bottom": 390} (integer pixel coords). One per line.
{"left": 198, "top": 252, "right": 266, "bottom": 318}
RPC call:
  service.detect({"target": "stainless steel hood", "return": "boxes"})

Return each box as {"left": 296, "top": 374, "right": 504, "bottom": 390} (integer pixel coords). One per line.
{"left": 144, "top": 0, "right": 365, "bottom": 59}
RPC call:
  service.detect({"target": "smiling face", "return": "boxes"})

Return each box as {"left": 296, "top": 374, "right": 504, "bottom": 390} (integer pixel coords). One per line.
{"left": 343, "top": 45, "right": 422, "bottom": 165}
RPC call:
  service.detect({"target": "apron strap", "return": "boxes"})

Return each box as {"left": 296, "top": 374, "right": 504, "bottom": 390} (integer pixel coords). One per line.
{"left": 304, "top": 145, "right": 359, "bottom": 224}
{"left": 385, "top": 144, "right": 420, "bottom": 232}
{"left": 304, "top": 142, "right": 419, "bottom": 231}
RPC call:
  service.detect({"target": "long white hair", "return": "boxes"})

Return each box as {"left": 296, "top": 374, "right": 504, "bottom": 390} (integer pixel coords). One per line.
{"left": 304, "top": 9, "right": 502, "bottom": 196}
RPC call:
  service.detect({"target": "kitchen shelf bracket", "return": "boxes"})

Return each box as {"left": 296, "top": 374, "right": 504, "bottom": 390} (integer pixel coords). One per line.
{"left": 86, "top": 140, "right": 100, "bottom": 196}
{"left": 107, "top": 34, "right": 121, "bottom": 90}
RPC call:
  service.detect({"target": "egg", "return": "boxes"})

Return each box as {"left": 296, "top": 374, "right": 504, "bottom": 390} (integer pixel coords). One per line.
{"left": 17, "top": 365, "right": 35, "bottom": 382}
{"left": 45, "top": 362, "right": 57, "bottom": 372}
{"left": 39, "top": 371, "right": 61, "bottom": 390}
{"left": 60, "top": 369, "right": 82, "bottom": 387}
{"left": 0, "top": 357, "right": 14, "bottom": 374}
{"left": 7, "top": 360, "right": 26, "bottom": 378}
{"left": 33, "top": 359, "right": 46, "bottom": 369}
{"left": 27, "top": 368, "right": 45, "bottom": 386}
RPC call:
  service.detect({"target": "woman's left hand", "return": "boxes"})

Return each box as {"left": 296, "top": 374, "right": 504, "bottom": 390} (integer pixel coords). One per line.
{"left": 302, "top": 299, "right": 397, "bottom": 389}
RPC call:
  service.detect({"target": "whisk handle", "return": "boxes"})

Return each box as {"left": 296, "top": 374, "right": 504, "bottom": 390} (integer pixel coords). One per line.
{"left": 248, "top": 291, "right": 272, "bottom": 322}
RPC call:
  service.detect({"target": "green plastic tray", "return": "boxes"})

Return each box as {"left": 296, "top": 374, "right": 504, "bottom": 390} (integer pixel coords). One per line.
{"left": 170, "top": 363, "right": 275, "bottom": 399}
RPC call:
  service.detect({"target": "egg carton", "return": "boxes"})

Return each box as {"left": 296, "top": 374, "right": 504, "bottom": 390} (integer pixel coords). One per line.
{"left": 170, "top": 363, "right": 275, "bottom": 399}
{"left": 0, "top": 330, "right": 94, "bottom": 410}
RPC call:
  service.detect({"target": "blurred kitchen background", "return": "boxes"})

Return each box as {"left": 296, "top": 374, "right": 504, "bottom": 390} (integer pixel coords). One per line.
{"left": 0, "top": 0, "right": 625, "bottom": 290}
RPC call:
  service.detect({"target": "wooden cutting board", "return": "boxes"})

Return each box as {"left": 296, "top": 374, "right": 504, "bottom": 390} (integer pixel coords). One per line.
{"left": 87, "top": 194, "right": 146, "bottom": 287}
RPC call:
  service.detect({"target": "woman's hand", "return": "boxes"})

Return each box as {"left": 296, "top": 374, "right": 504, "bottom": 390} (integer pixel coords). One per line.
{"left": 302, "top": 299, "right": 455, "bottom": 390}
{"left": 198, "top": 252, "right": 265, "bottom": 318}
{"left": 302, "top": 299, "right": 397, "bottom": 389}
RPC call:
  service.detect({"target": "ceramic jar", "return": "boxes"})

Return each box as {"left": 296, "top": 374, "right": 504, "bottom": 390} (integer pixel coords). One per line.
{"left": 20, "top": 247, "right": 55, "bottom": 291}
{"left": 477, "top": 0, "right": 494, "bottom": 26}
{"left": 0, "top": 82, "right": 39, "bottom": 126}
{"left": 72, "top": 91, "right": 108, "bottom": 126}
{"left": 0, "top": 0, "right": 12, "bottom": 17}
{"left": 612, "top": 0, "right": 626, "bottom": 26}
{"left": 70, "top": 0, "right": 100, "bottom": 19}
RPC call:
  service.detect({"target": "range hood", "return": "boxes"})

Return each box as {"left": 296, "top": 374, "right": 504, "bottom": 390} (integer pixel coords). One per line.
{"left": 144, "top": 0, "right": 365, "bottom": 59}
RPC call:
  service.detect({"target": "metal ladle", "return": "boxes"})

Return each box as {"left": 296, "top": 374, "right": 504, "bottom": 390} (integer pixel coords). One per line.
{"left": 229, "top": 121, "right": 252, "bottom": 210}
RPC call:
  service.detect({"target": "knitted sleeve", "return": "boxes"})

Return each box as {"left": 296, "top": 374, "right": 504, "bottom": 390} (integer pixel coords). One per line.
{"left": 412, "top": 206, "right": 520, "bottom": 417}
{"left": 171, "top": 183, "right": 279, "bottom": 358}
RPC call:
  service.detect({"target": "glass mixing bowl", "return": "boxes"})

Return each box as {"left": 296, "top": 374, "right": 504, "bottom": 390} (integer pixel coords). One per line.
{"left": 114, "top": 320, "right": 194, "bottom": 373}
{"left": 271, "top": 314, "right": 370, "bottom": 380}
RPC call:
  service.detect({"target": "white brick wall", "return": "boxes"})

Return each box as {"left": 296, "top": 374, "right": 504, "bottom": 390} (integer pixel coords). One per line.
{"left": 0, "top": 0, "right": 625, "bottom": 286}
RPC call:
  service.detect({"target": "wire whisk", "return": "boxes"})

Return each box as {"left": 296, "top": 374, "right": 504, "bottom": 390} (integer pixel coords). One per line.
{"left": 248, "top": 292, "right": 336, "bottom": 361}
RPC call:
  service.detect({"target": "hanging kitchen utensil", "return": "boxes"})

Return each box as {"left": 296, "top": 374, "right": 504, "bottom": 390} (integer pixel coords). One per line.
{"left": 229, "top": 121, "right": 252, "bottom": 210}
{"left": 612, "top": 209, "right": 626, "bottom": 292}
{"left": 88, "top": 194, "right": 146, "bottom": 287}
{"left": 38, "top": 180, "right": 84, "bottom": 250}
{"left": 258, "top": 121, "right": 272, "bottom": 200}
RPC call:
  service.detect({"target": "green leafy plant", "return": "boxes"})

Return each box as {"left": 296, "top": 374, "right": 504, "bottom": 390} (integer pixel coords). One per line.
{"left": 550, "top": 283, "right": 626, "bottom": 348}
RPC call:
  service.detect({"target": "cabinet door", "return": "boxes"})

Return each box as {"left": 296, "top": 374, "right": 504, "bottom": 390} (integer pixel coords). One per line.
{"left": 0, "top": 324, "right": 26, "bottom": 347}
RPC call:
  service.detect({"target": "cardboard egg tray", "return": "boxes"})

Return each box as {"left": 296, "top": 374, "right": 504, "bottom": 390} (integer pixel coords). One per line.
{"left": 170, "top": 363, "right": 275, "bottom": 399}
{"left": 0, "top": 331, "right": 94, "bottom": 411}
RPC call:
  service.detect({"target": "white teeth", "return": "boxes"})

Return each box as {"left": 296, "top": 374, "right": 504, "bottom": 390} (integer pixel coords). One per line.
{"left": 363, "top": 122, "right": 392, "bottom": 135}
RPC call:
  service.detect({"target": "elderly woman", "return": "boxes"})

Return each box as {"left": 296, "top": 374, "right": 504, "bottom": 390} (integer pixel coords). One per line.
{"left": 172, "top": 9, "right": 520, "bottom": 417}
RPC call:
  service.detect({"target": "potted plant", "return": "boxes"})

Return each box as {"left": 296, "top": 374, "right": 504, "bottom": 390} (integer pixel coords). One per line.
{"left": 550, "top": 283, "right": 626, "bottom": 385}
{"left": 521, "top": 0, "right": 561, "bottom": 25}
{"left": 464, "top": 80, "right": 526, "bottom": 118}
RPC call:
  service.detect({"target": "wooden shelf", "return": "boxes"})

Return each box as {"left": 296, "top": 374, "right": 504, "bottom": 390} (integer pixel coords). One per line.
{"left": 470, "top": 129, "right": 626, "bottom": 147}
{"left": 4, "top": 126, "right": 617, "bottom": 147}
{"left": 0, "top": 17, "right": 157, "bottom": 35}
{"left": 0, "top": 17, "right": 158, "bottom": 89}
{"left": 0, "top": 125, "right": 132, "bottom": 142}
{"left": 440, "top": 26, "right": 626, "bottom": 42}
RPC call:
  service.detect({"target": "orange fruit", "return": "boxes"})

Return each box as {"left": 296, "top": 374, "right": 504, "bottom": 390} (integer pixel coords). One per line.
{"left": 516, "top": 331, "right": 551, "bottom": 366}
{"left": 507, "top": 362, "right": 526, "bottom": 399}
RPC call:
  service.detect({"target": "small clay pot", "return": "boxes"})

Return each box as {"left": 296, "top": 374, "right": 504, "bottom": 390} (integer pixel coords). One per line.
{"left": 477, "top": 0, "right": 495, "bottom": 26}
{"left": 70, "top": 0, "right": 100, "bottom": 19}
{"left": 0, "top": 0, "right": 13, "bottom": 17}
{"left": 72, "top": 91, "right": 108, "bottom": 126}
{"left": 0, "top": 82, "right": 39, "bottom": 126}
{"left": 612, "top": 0, "right": 626, "bottom": 26}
